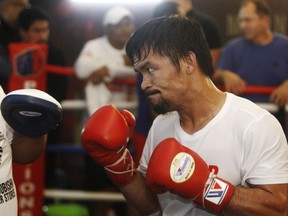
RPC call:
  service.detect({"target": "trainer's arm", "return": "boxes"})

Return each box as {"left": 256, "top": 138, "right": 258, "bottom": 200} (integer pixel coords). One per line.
{"left": 120, "top": 172, "right": 161, "bottom": 215}
{"left": 223, "top": 183, "right": 288, "bottom": 216}
{"left": 11, "top": 131, "right": 47, "bottom": 164}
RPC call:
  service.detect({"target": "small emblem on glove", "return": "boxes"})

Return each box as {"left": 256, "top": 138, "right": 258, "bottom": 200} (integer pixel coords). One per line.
{"left": 170, "top": 152, "right": 195, "bottom": 183}
{"left": 19, "top": 111, "right": 42, "bottom": 117}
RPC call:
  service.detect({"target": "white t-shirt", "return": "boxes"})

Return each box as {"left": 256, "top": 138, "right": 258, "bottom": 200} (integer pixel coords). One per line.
{"left": 74, "top": 36, "right": 135, "bottom": 115}
{"left": 139, "top": 93, "right": 288, "bottom": 216}
{"left": 0, "top": 86, "right": 17, "bottom": 216}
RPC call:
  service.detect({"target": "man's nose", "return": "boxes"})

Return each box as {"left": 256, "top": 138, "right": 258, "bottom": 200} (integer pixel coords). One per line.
{"left": 141, "top": 75, "right": 152, "bottom": 90}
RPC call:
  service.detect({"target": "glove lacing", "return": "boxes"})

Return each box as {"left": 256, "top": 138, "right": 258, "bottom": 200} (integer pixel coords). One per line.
{"left": 193, "top": 169, "right": 216, "bottom": 209}
{"left": 104, "top": 148, "right": 136, "bottom": 175}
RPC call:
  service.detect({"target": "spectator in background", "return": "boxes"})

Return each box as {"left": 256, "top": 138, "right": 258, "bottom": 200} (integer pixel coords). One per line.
{"left": 0, "top": 0, "right": 30, "bottom": 91}
{"left": 74, "top": 6, "right": 135, "bottom": 116}
{"left": 214, "top": 0, "right": 288, "bottom": 129}
{"left": 82, "top": 15, "right": 288, "bottom": 216}
{"left": 74, "top": 6, "right": 138, "bottom": 216}
{"left": 17, "top": 6, "right": 67, "bottom": 102}
{"left": 132, "top": 0, "right": 224, "bottom": 166}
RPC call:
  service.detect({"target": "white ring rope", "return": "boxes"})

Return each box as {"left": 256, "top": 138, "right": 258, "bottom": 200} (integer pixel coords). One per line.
{"left": 44, "top": 189, "right": 126, "bottom": 202}
{"left": 61, "top": 99, "right": 138, "bottom": 111}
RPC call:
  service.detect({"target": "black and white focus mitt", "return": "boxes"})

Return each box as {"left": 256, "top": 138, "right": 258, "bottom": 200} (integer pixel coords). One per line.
{"left": 1, "top": 89, "right": 62, "bottom": 137}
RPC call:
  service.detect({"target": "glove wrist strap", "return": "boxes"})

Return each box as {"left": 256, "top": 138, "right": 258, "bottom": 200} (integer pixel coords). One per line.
{"left": 193, "top": 173, "right": 235, "bottom": 213}
{"left": 104, "top": 148, "right": 136, "bottom": 187}
{"left": 104, "top": 148, "right": 136, "bottom": 174}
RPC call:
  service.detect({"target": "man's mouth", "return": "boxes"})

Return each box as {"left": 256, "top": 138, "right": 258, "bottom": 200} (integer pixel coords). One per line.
{"left": 145, "top": 90, "right": 160, "bottom": 97}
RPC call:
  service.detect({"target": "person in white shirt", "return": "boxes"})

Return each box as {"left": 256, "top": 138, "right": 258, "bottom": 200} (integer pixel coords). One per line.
{"left": 81, "top": 15, "right": 288, "bottom": 216}
{"left": 74, "top": 6, "right": 135, "bottom": 115}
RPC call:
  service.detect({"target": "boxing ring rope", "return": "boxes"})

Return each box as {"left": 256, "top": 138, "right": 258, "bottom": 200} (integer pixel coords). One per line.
{"left": 46, "top": 65, "right": 76, "bottom": 76}
{"left": 44, "top": 190, "right": 126, "bottom": 202}
{"left": 44, "top": 66, "right": 287, "bottom": 202}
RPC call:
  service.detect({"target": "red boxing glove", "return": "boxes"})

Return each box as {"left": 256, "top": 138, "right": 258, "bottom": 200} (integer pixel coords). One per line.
{"left": 81, "top": 104, "right": 136, "bottom": 187}
{"left": 146, "top": 138, "right": 234, "bottom": 213}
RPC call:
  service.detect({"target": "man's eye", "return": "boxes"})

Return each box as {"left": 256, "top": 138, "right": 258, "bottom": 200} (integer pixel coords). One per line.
{"left": 147, "top": 68, "right": 155, "bottom": 74}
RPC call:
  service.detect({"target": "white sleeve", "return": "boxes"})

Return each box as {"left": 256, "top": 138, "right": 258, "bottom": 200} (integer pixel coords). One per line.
{"left": 6, "top": 124, "right": 14, "bottom": 144}
{"left": 74, "top": 41, "right": 106, "bottom": 79}
{"left": 242, "top": 114, "right": 288, "bottom": 185}
{"left": 108, "top": 64, "right": 135, "bottom": 78}
{"left": 0, "top": 87, "right": 13, "bottom": 143}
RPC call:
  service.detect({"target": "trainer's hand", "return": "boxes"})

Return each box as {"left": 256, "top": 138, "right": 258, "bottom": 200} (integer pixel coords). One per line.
{"left": 222, "top": 70, "right": 247, "bottom": 95}
{"left": 146, "top": 138, "right": 234, "bottom": 213}
{"left": 81, "top": 104, "right": 137, "bottom": 186}
{"left": 1, "top": 89, "right": 62, "bottom": 137}
{"left": 270, "top": 81, "right": 288, "bottom": 107}
{"left": 88, "top": 66, "right": 109, "bottom": 84}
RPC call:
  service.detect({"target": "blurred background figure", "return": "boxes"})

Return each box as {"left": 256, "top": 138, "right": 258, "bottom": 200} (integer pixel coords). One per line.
{"left": 17, "top": 6, "right": 67, "bottom": 103}
{"left": 74, "top": 6, "right": 138, "bottom": 216}
{"left": 214, "top": 0, "right": 288, "bottom": 129}
{"left": 0, "top": 0, "right": 30, "bottom": 91}
{"left": 74, "top": 6, "right": 135, "bottom": 116}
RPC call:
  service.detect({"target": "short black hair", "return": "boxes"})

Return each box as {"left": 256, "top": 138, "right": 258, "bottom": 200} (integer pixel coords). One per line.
{"left": 126, "top": 15, "right": 214, "bottom": 77}
{"left": 17, "top": 6, "right": 50, "bottom": 31}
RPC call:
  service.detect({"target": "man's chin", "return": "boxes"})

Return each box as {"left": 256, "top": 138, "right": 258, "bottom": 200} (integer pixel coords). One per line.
{"left": 150, "top": 101, "right": 171, "bottom": 115}
{"left": 147, "top": 94, "right": 159, "bottom": 103}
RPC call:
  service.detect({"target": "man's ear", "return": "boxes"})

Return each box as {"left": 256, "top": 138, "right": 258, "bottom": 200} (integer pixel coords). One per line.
{"left": 185, "top": 51, "right": 197, "bottom": 74}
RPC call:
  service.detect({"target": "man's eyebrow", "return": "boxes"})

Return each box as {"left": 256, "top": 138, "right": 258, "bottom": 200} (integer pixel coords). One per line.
{"left": 134, "top": 61, "right": 149, "bottom": 72}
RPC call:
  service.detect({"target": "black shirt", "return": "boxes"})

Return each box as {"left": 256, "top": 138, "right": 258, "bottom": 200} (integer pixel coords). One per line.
{"left": 186, "top": 9, "right": 223, "bottom": 49}
{"left": 46, "top": 43, "right": 68, "bottom": 102}
{"left": 0, "top": 17, "right": 21, "bottom": 49}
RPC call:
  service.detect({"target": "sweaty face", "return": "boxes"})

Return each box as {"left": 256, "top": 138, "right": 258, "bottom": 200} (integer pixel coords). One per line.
{"left": 135, "top": 51, "right": 185, "bottom": 114}
{"left": 238, "top": 2, "right": 268, "bottom": 41}
{"left": 20, "top": 20, "right": 50, "bottom": 43}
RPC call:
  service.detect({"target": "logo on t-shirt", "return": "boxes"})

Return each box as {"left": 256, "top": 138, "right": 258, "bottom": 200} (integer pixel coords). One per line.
{"left": 0, "top": 132, "right": 5, "bottom": 166}
{"left": 0, "top": 178, "right": 16, "bottom": 205}
{"left": 0, "top": 146, "right": 2, "bottom": 166}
